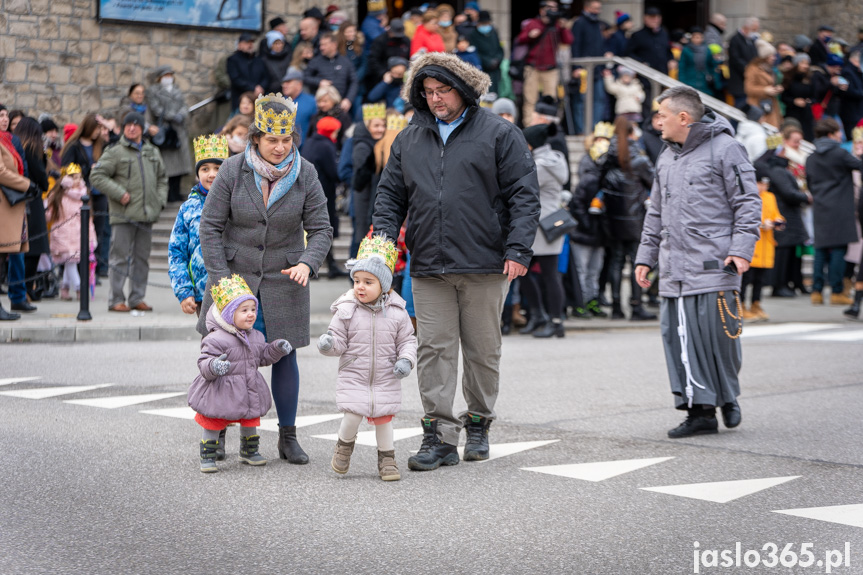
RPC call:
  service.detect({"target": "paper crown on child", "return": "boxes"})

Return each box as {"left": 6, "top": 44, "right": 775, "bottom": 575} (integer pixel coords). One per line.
{"left": 766, "top": 133, "right": 784, "bottom": 150}
{"left": 254, "top": 93, "right": 298, "bottom": 135}
{"left": 386, "top": 114, "right": 409, "bottom": 131}
{"left": 589, "top": 138, "right": 610, "bottom": 162}
{"left": 60, "top": 163, "right": 82, "bottom": 177}
{"left": 593, "top": 122, "right": 614, "bottom": 140}
{"left": 362, "top": 103, "right": 387, "bottom": 122}
{"left": 193, "top": 134, "right": 229, "bottom": 169}
{"left": 367, "top": 0, "right": 386, "bottom": 14}
{"left": 354, "top": 233, "right": 399, "bottom": 273}
{"left": 853, "top": 126, "right": 863, "bottom": 143}
{"left": 211, "top": 274, "right": 254, "bottom": 312}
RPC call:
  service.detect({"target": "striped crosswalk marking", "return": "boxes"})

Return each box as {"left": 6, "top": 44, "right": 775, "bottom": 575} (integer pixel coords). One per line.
{"left": 0, "top": 377, "right": 42, "bottom": 386}
{"left": 65, "top": 392, "right": 185, "bottom": 409}
{"left": 640, "top": 476, "right": 801, "bottom": 503}
{"left": 0, "top": 384, "right": 113, "bottom": 399}
{"left": 523, "top": 457, "right": 675, "bottom": 482}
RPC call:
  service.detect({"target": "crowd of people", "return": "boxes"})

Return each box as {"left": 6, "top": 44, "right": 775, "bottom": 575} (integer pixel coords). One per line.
{"left": 2, "top": 0, "right": 863, "bottom": 468}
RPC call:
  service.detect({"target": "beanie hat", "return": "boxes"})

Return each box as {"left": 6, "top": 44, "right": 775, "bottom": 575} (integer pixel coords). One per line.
{"left": 266, "top": 30, "right": 286, "bottom": 49}
{"left": 792, "top": 53, "right": 811, "bottom": 66}
{"left": 826, "top": 54, "right": 845, "bottom": 67}
{"left": 491, "top": 97, "right": 517, "bottom": 119}
{"left": 316, "top": 116, "right": 342, "bottom": 141}
{"left": 40, "top": 118, "right": 59, "bottom": 133}
{"left": 351, "top": 257, "right": 393, "bottom": 294}
{"left": 349, "top": 234, "right": 398, "bottom": 295}
{"left": 615, "top": 11, "right": 631, "bottom": 26}
{"left": 755, "top": 38, "right": 776, "bottom": 59}
{"left": 269, "top": 16, "right": 286, "bottom": 29}
{"left": 123, "top": 111, "right": 146, "bottom": 128}
{"left": 63, "top": 123, "right": 78, "bottom": 143}
{"left": 522, "top": 123, "right": 556, "bottom": 149}
{"left": 534, "top": 95, "right": 559, "bottom": 118}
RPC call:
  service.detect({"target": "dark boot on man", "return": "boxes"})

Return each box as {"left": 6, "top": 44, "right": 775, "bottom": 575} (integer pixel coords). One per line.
{"left": 278, "top": 425, "right": 309, "bottom": 464}
{"left": 407, "top": 418, "right": 459, "bottom": 471}
{"left": 611, "top": 300, "right": 625, "bottom": 319}
{"left": 629, "top": 305, "right": 657, "bottom": 321}
{"left": 0, "top": 303, "right": 20, "bottom": 321}
{"left": 518, "top": 309, "right": 548, "bottom": 335}
{"left": 720, "top": 402, "right": 742, "bottom": 428}
{"left": 463, "top": 413, "right": 492, "bottom": 461}
{"left": 501, "top": 304, "right": 513, "bottom": 335}
{"left": 326, "top": 249, "right": 349, "bottom": 279}
{"left": 844, "top": 290, "right": 862, "bottom": 319}
{"left": 533, "top": 318, "right": 564, "bottom": 338}
{"left": 667, "top": 408, "right": 719, "bottom": 438}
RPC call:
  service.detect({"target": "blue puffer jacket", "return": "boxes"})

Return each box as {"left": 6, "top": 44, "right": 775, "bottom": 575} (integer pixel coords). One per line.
{"left": 169, "top": 186, "right": 208, "bottom": 302}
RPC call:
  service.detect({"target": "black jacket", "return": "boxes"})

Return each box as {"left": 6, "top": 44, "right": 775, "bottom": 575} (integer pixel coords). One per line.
{"left": 839, "top": 63, "right": 863, "bottom": 138}
{"left": 350, "top": 120, "right": 377, "bottom": 196}
{"left": 23, "top": 149, "right": 50, "bottom": 256}
{"left": 301, "top": 133, "right": 339, "bottom": 200}
{"left": 570, "top": 12, "right": 605, "bottom": 59}
{"left": 600, "top": 136, "right": 653, "bottom": 242}
{"left": 625, "top": 26, "right": 672, "bottom": 74}
{"left": 570, "top": 155, "right": 607, "bottom": 247}
{"left": 226, "top": 51, "right": 269, "bottom": 109}
{"left": 759, "top": 153, "right": 810, "bottom": 247}
{"left": 366, "top": 34, "right": 411, "bottom": 91}
{"left": 304, "top": 53, "right": 358, "bottom": 103}
{"left": 261, "top": 47, "right": 293, "bottom": 94}
{"left": 640, "top": 119, "right": 664, "bottom": 165}
{"left": 805, "top": 138, "right": 863, "bottom": 249}
{"left": 60, "top": 141, "right": 94, "bottom": 187}
{"left": 781, "top": 73, "right": 816, "bottom": 141}
{"left": 727, "top": 31, "right": 758, "bottom": 96}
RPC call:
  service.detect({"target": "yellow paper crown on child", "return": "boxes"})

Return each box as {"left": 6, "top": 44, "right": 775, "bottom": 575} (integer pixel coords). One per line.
{"left": 362, "top": 103, "right": 387, "bottom": 122}
{"left": 386, "top": 114, "right": 408, "bottom": 131}
{"left": 211, "top": 274, "right": 254, "bottom": 312}
{"left": 356, "top": 233, "right": 399, "bottom": 273}
{"left": 593, "top": 122, "right": 614, "bottom": 140}
{"left": 853, "top": 126, "right": 863, "bottom": 143}
{"left": 589, "top": 138, "right": 610, "bottom": 162}
{"left": 61, "top": 163, "right": 82, "bottom": 177}
{"left": 367, "top": 0, "right": 386, "bottom": 13}
{"left": 766, "top": 133, "right": 784, "bottom": 150}
{"left": 193, "top": 134, "right": 229, "bottom": 165}
{"left": 254, "top": 93, "right": 297, "bottom": 135}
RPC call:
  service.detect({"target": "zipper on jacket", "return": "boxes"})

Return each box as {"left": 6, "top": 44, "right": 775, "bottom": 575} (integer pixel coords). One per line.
{"left": 438, "top": 146, "right": 445, "bottom": 274}
{"left": 369, "top": 310, "right": 376, "bottom": 416}
{"left": 136, "top": 147, "right": 148, "bottom": 220}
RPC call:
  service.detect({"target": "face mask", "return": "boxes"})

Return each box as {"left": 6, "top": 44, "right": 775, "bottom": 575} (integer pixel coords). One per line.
{"left": 231, "top": 135, "right": 246, "bottom": 146}
{"left": 160, "top": 76, "right": 174, "bottom": 87}
{"left": 478, "top": 25, "right": 492, "bottom": 34}
{"left": 439, "top": 20, "right": 452, "bottom": 27}
{"left": 330, "top": 24, "right": 340, "bottom": 32}
{"left": 823, "top": 36, "right": 832, "bottom": 43}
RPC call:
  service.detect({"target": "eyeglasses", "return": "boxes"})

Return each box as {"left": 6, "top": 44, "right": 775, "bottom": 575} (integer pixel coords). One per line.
{"left": 420, "top": 86, "right": 454, "bottom": 99}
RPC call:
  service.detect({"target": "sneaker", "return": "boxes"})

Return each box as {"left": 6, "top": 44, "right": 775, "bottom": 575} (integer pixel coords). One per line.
{"left": 571, "top": 307, "right": 591, "bottom": 319}
{"left": 667, "top": 415, "right": 719, "bottom": 438}
{"left": 811, "top": 292, "right": 823, "bottom": 305}
{"left": 407, "top": 418, "right": 459, "bottom": 471}
{"left": 463, "top": 413, "right": 491, "bottom": 461}
{"left": 830, "top": 293, "right": 854, "bottom": 306}
{"left": 586, "top": 299, "right": 608, "bottom": 318}
{"left": 331, "top": 437, "right": 355, "bottom": 474}
{"left": 377, "top": 450, "right": 401, "bottom": 481}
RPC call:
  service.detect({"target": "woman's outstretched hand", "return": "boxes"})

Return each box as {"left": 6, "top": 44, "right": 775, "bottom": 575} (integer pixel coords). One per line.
{"left": 281, "top": 263, "right": 311, "bottom": 286}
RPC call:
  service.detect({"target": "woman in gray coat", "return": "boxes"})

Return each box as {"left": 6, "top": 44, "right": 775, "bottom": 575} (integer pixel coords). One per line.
{"left": 198, "top": 94, "right": 334, "bottom": 464}
{"left": 146, "top": 66, "right": 191, "bottom": 202}
{"left": 519, "top": 123, "right": 570, "bottom": 338}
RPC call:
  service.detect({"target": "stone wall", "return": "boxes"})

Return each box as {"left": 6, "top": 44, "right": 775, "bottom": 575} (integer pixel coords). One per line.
{"left": 0, "top": 0, "right": 354, "bottom": 131}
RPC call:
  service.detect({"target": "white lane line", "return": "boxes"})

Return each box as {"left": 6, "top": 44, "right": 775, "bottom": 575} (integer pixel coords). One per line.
{"left": 522, "top": 457, "right": 675, "bottom": 482}
{"left": 139, "top": 406, "right": 197, "bottom": 420}
{"left": 313, "top": 427, "right": 425, "bottom": 447}
{"left": 258, "top": 413, "right": 344, "bottom": 433}
{"left": 640, "top": 476, "right": 801, "bottom": 503}
{"left": 799, "top": 330, "right": 863, "bottom": 342}
{"left": 0, "top": 384, "right": 113, "bottom": 399}
{"left": 65, "top": 392, "right": 185, "bottom": 409}
{"left": 741, "top": 323, "right": 838, "bottom": 339}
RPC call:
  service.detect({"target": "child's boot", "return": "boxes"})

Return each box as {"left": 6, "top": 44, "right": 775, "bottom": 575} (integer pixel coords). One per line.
{"left": 239, "top": 435, "right": 267, "bottom": 466}
{"left": 378, "top": 450, "right": 401, "bottom": 481}
{"left": 215, "top": 428, "right": 227, "bottom": 461}
{"left": 331, "top": 437, "right": 355, "bottom": 474}
{"left": 200, "top": 440, "right": 219, "bottom": 473}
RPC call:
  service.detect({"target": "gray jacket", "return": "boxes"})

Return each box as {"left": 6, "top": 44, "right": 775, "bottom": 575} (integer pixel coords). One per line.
{"left": 146, "top": 83, "right": 191, "bottom": 178}
{"left": 531, "top": 144, "right": 569, "bottom": 256}
{"left": 197, "top": 153, "right": 334, "bottom": 346}
{"left": 635, "top": 112, "right": 761, "bottom": 298}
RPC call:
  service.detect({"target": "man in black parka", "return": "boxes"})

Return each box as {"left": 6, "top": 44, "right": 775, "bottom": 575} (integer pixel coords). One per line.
{"left": 373, "top": 52, "right": 540, "bottom": 472}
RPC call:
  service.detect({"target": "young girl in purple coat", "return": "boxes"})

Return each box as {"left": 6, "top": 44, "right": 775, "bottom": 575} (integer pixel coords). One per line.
{"left": 188, "top": 274, "right": 292, "bottom": 473}
{"left": 318, "top": 235, "right": 417, "bottom": 481}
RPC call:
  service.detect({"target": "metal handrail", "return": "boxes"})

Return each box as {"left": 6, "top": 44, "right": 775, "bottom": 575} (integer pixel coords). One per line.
{"left": 188, "top": 90, "right": 230, "bottom": 114}
{"left": 570, "top": 55, "right": 815, "bottom": 155}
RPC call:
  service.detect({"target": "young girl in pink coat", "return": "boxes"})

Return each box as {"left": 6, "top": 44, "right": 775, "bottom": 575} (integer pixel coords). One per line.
{"left": 318, "top": 235, "right": 417, "bottom": 481}
{"left": 44, "top": 163, "right": 96, "bottom": 300}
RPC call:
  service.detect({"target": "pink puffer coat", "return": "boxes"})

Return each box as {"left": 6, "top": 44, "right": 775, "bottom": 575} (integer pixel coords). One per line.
{"left": 322, "top": 290, "right": 417, "bottom": 418}
{"left": 44, "top": 184, "right": 96, "bottom": 263}
{"left": 187, "top": 306, "right": 287, "bottom": 420}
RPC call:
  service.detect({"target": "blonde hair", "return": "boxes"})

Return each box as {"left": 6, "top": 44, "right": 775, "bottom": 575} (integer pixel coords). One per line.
{"left": 315, "top": 85, "right": 342, "bottom": 105}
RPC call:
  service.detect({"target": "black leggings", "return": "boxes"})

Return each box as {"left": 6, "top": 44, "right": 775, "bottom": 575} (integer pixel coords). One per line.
{"left": 519, "top": 255, "right": 565, "bottom": 320}
{"left": 741, "top": 267, "right": 765, "bottom": 304}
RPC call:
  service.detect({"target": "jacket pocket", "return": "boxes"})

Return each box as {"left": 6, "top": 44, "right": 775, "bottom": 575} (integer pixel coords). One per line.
{"left": 224, "top": 246, "right": 239, "bottom": 261}
{"left": 685, "top": 224, "right": 733, "bottom": 272}
{"left": 338, "top": 355, "right": 358, "bottom": 372}
{"left": 285, "top": 249, "right": 304, "bottom": 267}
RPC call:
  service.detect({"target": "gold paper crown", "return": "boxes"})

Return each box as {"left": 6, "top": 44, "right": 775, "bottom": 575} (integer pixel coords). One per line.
{"left": 593, "top": 122, "right": 614, "bottom": 140}
{"left": 254, "top": 93, "right": 297, "bottom": 135}
{"left": 356, "top": 233, "right": 398, "bottom": 273}
{"left": 193, "top": 134, "right": 229, "bottom": 165}
{"left": 386, "top": 114, "right": 408, "bottom": 131}
{"left": 362, "top": 103, "right": 387, "bottom": 122}
{"left": 766, "top": 133, "right": 784, "bottom": 150}
{"left": 211, "top": 274, "right": 254, "bottom": 312}
{"left": 367, "top": 0, "right": 386, "bottom": 12}
{"left": 853, "top": 126, "right": 863, "bottom": 143}
{"left": 589, "top": 138, "right": 610, "bottom": 162}
{"left": 61, "top": 163, "right": 82, "bottom": 177}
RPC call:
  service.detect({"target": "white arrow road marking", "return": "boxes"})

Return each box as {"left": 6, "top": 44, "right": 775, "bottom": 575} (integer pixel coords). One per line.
{"left": 258, "top": 413, "right": 344, "bottom": 433}
{"left": 773, "top": 503, "right": 863, "bottom": 529}
{"left": 65, "top": 392, "right": 184, "bottom": 409}
{"left": 522, "top": 457, "right": 675, "bottom": 482}
{"left": 0, "top": 384, "right": 113, "bottom": 400}
{"left": 0, "top": 377, "right": 42, "bottom": 386}
{"left": 139, "top": 406, "right": 197, "bottom": 420}
{"left": 640, "top": 476, "right": 801, "bottom": 503}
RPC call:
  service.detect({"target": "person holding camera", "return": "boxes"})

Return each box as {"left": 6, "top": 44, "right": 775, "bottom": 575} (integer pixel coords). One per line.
{"left": 516, "top": 1, "right": 572, "bottom": 126}
{"left": 634, "top": 86, "right": 761, "bottom": 439}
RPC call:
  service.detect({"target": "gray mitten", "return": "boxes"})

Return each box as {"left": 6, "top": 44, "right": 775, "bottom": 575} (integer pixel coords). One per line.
{"left": 210, "top": 353, "right": 231, "bottom": 376}
{"left": 277, "top": 339, "right": 293, "bottom": 355}
{"left": 393, "top": 358, "right": 412, "bottom": 379}
{"left": 317, "top": 333, "right": 334, "bottom": 352}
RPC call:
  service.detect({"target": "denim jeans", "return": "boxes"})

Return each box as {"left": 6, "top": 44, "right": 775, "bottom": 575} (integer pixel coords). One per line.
{"left": 7, "top": 253, "right": 26, "bottom": 304}
{"left": 571, "top": 243, "right": 604, "bottom": 302}
{"left": 570, "top": 76, "right": 606, "bottom": 134}
{"left": 812, "top": 246, "right": 847, "bottom": 293}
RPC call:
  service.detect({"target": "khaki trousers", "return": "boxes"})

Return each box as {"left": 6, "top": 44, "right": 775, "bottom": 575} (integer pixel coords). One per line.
{"left": 522, "top": 66, "right": 560, "bottom": 125}
{"left": 108, "top": 222, "right": 152, "bottom": 308}
{"left": 412, "top": 273, "right": 509, "bottom": 446}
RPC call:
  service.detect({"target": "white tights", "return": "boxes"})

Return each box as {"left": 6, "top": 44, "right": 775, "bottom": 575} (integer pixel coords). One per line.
{"left": 62, "top": 261, "right": 80, "bottom": 291}
{"left": 338, "top": 412, "right": 394, "bottom": 451}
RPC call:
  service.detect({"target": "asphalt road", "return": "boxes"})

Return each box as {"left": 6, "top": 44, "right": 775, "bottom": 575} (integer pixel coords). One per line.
{"left": 2, "top": 322, "right": 862, "bottom": 574}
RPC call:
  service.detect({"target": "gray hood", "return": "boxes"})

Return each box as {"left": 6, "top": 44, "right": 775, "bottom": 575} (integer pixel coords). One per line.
{"left": 813, "top": 137, "right": 840, "bottom": 154}
{"left": 669, "top": 110, "right": 736, "bottom": 156}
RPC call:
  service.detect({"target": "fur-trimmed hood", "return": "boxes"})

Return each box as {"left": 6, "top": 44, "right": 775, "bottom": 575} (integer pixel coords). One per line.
{"left": 402, "top": 52, "right": 491, "bottom": 113}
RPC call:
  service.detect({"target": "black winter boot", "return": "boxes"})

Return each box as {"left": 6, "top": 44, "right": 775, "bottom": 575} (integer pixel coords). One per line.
{"left": 519, "top": 308, "right": 549, "bottom": 334}
{"left": 533, "top": 318, "right": 565, "bottom": 338}
{"left": 844, "top": 290, "right": 862, "bottom": 319}
{"left": 278, "top": 425, "right": 310, "bottom": 464}
{"left": 215, "top": 428, "right": 226, "bottom": 461}
{"left": 629, "top": 304, "right": 657, "bottom": 321}
{"left": 0, "top": 302, "right": 20, "bottom": 321}
{"left": 200, "top": 440, "right": 219, "bottom": 473}
{"left": 611, "top": 301, "right": 625, "bottom": 319}
{"left": 407, "top": 418, "right": 459, "bottom": 471}
{"left": 501, "top": 304, "right": 513, "bottom": 335}
{"left": 240, "top": 435, "right": 267, "bottom": 466}
{"left": 463, "top": 413, "right": 492, "bottom": 461}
